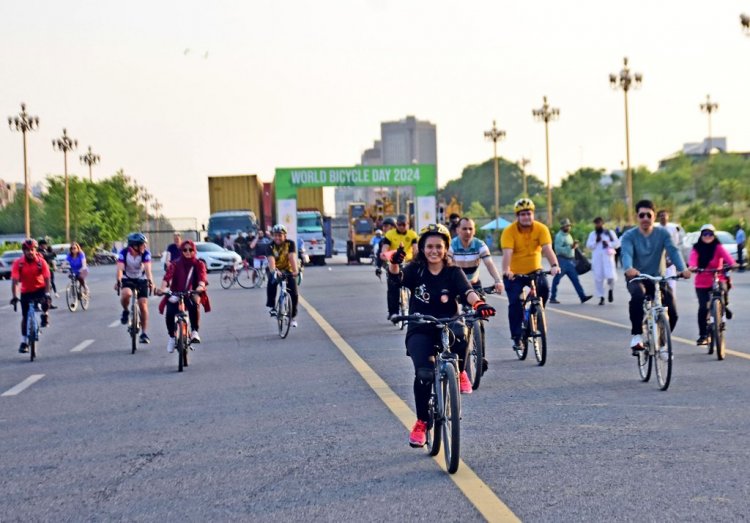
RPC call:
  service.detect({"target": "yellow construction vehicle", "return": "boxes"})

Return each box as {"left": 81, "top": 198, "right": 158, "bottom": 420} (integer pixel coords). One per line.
{"left": 347, "top": 202, "right": 376, "bottom": 263}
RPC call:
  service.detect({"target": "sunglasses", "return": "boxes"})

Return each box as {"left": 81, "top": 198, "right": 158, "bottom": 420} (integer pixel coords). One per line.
{"left": 638, "top": 212, "right": 653, "bottom": 219}
{"left": 517, "top": 211, "right": 532, "bottom": 217}
{"left": 182, "top": 248, "right": 194, "bottom": 252}
{"left": 701, "top": 231, "right": 715, "bottom": 237}
{"left": 397, "top": 222, "right": 406, "bottom": 226}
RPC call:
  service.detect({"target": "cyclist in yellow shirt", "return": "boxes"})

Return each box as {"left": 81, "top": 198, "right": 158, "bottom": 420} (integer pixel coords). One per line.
{"left": 501, "top": 198, "right": 561, "bottom": 351}
{"left": 381, "top": 214, "right": 419, "bottom": 321}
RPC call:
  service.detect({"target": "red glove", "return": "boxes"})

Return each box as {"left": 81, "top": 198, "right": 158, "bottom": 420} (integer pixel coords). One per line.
{"left": 472, "top": 300, "right": 496, "bottom": 318}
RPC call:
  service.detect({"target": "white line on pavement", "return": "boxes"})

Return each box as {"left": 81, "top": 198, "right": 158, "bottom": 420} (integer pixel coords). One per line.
{"left": 1, "top": 374, "right": 45, "bottom": 397}
{"left": 0, "top": 305, "right": 11, "bottom": 311}
{"left": 108, "top": 320, "right": 121, "bottom": 328}
{"left": 71, "top": 339, "right": 95, "bottom": 352}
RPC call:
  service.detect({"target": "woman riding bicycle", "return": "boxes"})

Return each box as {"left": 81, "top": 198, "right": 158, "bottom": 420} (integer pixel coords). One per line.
{"left": 688, "top": 224, "right": 738, "bottom": 346}
{"left": 157, "top": 239, "right": 210, "bottom": 353}
{"left": 66, "top": 242, "right": 89, "bottom": 294}
{"left": 388, "top": 223, "right": 496, "bottom": 448}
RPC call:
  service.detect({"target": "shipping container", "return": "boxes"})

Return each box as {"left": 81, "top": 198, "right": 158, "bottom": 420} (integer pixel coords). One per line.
{"left": 296, "top": 187, "right": 324, "bottom": 212}
{"left": 208, "top": 175, "right": 263, "bottom": 217}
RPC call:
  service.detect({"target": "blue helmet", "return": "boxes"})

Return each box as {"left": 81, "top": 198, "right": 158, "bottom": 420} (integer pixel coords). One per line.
{"left": 127, "top": 232, "right": 147, "bottom": 247}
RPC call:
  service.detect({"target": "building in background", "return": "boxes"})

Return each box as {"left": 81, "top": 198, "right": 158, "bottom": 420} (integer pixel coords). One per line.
{"left": 0, "top": 179, "right": 17, "bottom": 208}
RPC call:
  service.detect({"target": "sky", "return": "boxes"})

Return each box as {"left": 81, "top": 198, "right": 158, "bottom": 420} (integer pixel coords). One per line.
{"left": 2, "top": 1, "right": 749, "bottom": 226}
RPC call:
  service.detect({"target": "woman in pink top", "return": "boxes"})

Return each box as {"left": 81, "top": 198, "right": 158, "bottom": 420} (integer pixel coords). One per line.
{"left": 688, "top": 224, "right": 738, "bottom": 346}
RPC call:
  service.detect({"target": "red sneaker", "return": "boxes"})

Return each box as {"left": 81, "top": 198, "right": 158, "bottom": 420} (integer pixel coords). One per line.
{"left": 459, "top": 370, "right": 473, "bottom": 394}
{"left": 409, "top": 420, "right": 428, "bottom": 448}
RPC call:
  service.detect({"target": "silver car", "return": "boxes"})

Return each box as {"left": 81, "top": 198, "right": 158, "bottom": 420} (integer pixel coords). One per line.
{"left": 194, "top": 241, "right": 242, "bottom": 272}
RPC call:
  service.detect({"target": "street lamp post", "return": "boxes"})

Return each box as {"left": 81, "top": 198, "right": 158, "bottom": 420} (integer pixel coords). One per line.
{"left": 532, "top": 96, "right": 560, "bottom": 227}
{"left": 518, "top": 157, "right": 531, "bottom": 196}
{"left": 484, "top": 120, "right": 506, "bottom": 225}
{"left": 52, "top": 128, "right": 78, "bottom": 243}
{"left": 609, "top": 57, "right": 642, "bottom": 224}
{"left": 80, "top": 146, "right": 101, "bottom": 182}
{"left": 700, "top": 94, "right": 719, "bottom": 153}
{"left": 7, "top": 103, "right": 40, "bottom": 238}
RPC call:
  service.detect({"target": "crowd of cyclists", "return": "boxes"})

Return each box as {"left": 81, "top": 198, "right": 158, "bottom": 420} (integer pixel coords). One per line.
{"left": 6, "top": 197, "right": 744, "bottom": 447}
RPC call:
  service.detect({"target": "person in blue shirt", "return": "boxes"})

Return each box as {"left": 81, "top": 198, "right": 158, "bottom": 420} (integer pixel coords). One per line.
{"left": 620, "top": 200, "right": 691, "bottom": 354}
{"left": 735, "top": 223, "right": 746, "bottom": 272}
{"left": 66, "top": 242, "right": 89, "bottom": 294}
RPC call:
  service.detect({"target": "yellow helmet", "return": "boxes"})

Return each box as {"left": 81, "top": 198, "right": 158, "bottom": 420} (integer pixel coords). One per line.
{"left": 418, "top": 223, "right": 451, "bottom": 246}
{"left": 514, "top": 198, "right": 536, "bottom": 214}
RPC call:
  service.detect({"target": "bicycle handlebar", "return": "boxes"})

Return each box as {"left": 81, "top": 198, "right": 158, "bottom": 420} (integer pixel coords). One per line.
{"left": 630, "top": 273, "right": 684, "bottom": 283}
{"left": 391, "top": 311, "right": 480, "bottom": 326}
{"left": 692, "top": 267, "right": 735, "bottom": 274}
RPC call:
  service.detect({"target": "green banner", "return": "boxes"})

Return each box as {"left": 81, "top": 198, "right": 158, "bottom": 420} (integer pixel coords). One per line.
{"left": 274, "top": 164, "right": 436, "bottom": 199}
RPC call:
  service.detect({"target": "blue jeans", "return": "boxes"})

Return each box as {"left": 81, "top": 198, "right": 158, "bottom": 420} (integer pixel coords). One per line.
{"left": 504, "top": 273, "right": 549, "bottom": 339}
{"left": 550, "top": 257, "right": 586, "bottom": 301}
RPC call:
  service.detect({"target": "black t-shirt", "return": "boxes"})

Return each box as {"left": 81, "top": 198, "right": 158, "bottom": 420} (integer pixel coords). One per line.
{"left": 401, "top": 263, "right": 472, "bottom": 335}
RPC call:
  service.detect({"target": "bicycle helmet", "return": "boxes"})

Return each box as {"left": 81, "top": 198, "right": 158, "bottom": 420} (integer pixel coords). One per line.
{"left": 375, "top": 229, "right": 383, "bottom": 236}
{"left": 271, "top": 224, "right": 287, "bottom": 235}
{"left": 21, "top": 238, "right": 38, "bottom": 250}
{"left": 699, "top": 223, "right": 716, "bottom": 233}
{"left": 127, "top": 232, "right": 147, "bottom": 246}
{"left": 418, "top": 223, "right": 451, "bottom": 247}
{"left": 514, "top": 198, "right": 536, "bottom": 214}
{"left": 382, "top": 217, "right": 397, "bottom": 227}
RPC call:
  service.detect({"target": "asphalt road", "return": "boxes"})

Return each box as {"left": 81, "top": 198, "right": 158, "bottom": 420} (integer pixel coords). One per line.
{"left": 1, "top": 257, "right": 749, "bottom": 522}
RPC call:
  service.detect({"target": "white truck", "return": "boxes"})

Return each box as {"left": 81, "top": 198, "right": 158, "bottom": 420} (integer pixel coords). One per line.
{"left": 297, "top": 210, "right": 327, "bottom": 265}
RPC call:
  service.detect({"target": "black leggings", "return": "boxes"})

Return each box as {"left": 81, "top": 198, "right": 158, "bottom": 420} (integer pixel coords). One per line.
{"left": 165, "top": 299, "right": 199, "bottom": 336}
{"left": 627, "top": 279, "right": 678, "bottom": 334}
{"left": 695, "top": 284, "right": 728, "bottom": 337}
{"left": 406, "top": 324, "right": 468, "bottom": 422}
{"left": 266, "top": 272, "right": 298, "bottom": 318}
{"left": 21, "top": 290, "right": 49, "bottom": 337}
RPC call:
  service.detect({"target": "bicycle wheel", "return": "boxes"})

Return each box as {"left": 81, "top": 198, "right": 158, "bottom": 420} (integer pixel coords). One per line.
{"left": 426, "top": 390, "right": 441, "bottom": 457}
{"left": 66, "top": 282, "right": 78, "bottom": 312}
{"left": 399, "top": 287, "right": 410, "bottom": 330}
{"left": 277, "top": 290, "right": 292, "bottom": 339}
{"left": 654, "top": 313, "right": 673, "bottom": 391}
{"left": 711, "top": 299, "right": 725, "bottom": 361}
{"left": 532, "top": 306, "right": 547, "bottom": 366}
{"left": 130, "top": 297, "right": 138, "bottom": 354}
{"left": 515, "top": 308, "right": 529, "bottom": 361}
{"left": 220, "top": 268, "right": 235, "bottom": 289}
{"left": 237, "top": 266, "right": 255, "bottom": 289}
{"left": 29, "top": 311, "right": 37, "bottom": 362}
{"left": 466, "top": 322, "right": 484, "bottom": 390}
{"left": 80, "top": 285, "right": 90, "bottom": 311}
{"left": 441, "top": 362, "right": 461, "bottom": 474}
{"left": 177, "top": 323, "right": 186, "bottom": 372}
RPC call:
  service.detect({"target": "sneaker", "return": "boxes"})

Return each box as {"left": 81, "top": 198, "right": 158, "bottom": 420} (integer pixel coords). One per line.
{"left": 19, "top": 342, "right": 29, "bottom": 353}
{"left": 482, "top": 358, "right": 489, "bottom": 373}
{"left": 598, "top": 297, "right": 605, "bottom": 306}
{"left": 267, "top": 307, "right": 277, "bottom": 317}
{"left": 459, "top": 371, "right": 473, "bottom": 394}
{"left": 512, "top": 337, "right": 523, "bottom": 351}
{"left": 190, "top": 331, "right": 201, "bottom": 344}
{"left": 581, "top": 295, "right": 593, "bottom": 304}
{"left": 608, "top": 289, "right": 614, "bottom": 303}
{"left": 120, "top": 310, "right": 129, "bottom": 325}
{"left": 630, "top": 334, "right": 644, "bottom": 356}
{"left": 388, "top": 313, "right": 399, "bottom": 324}
{"left": 696, "top": 336, "right": 709, "bottom": 346}
{"left": 41, "top": 314, "right": 49, "bottom": 327}
{"left": 291, "top": 320, "right": 298, "bottom": 328}
{"left": 49, "top": 304, "right": 58, "bottom": 310}
{"left": 726, "top": 307, "right": 733, "bottom": 320}
{"left": 409, "top": 420, "right": 428, "bottom": 448}
{"left": 139, "top": 332, "right": 151, "bottom": 344}
{"left": 549, "top": 298, "right": 560, "bottom": 304}
{"left": 166, "top": 337, "right": 175, "bottom": 353}
{"left": 54, "top": 292, "right": 60, "bottom": 298}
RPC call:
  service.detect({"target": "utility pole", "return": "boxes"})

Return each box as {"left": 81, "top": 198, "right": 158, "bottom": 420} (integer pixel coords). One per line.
{"left": 532, "top": 96, "right": 560, "bottom": 226}
{"left": 52, "top": 128, "right": 78, "bottom": 243}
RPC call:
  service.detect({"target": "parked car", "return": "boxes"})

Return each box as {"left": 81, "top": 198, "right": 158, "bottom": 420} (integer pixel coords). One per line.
{"left": 0, "top": 250, "right": 23, "bottom": 278}
{"left": 52, "top": 243, "right": 71, "bottom": 272}
{"left": 93, "top": 248, "right": 117, "bottom": 265}
{"left": 194, "top": 241, "right": 242, "bottom": 272}
{"left": 680, "top": 230, "right": 747, "bottom": 263}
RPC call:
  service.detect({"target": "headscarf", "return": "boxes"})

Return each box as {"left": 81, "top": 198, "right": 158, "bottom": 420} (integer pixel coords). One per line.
{"left": 178, "top": 240, "right": 200, "bottom": 270}
{"left": 693, "top": 235, "right": 719, "bottom": 269}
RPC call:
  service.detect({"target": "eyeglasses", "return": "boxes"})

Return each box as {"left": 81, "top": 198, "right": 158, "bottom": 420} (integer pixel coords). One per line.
{"left": 638, "top": 212, "right": 653, "bottom": 219}
{"left": 182, "top": 248, "right": 194, "bottom": 252}
{"left": 701, "top": 231, "right": 715, "bottom": 237}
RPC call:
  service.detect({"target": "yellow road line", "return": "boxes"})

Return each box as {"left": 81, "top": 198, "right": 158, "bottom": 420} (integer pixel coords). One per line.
{"left": 488, "top": 294, "right": 750, "bottom": 361}
{"left": 299, "top": 295, "right": 520, "bottom": 523}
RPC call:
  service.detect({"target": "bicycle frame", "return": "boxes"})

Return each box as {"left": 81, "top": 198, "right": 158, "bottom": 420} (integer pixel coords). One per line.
{"left": 25, "top": 299, "right": 41, "bottom": 362}
{"left": 696, "top": 268, "right": 732, "bottom": 360}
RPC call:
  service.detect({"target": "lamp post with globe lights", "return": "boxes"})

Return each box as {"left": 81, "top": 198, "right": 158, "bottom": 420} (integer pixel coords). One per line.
{"left": 532, "top": 96, "right": 559, "bottom": 226}
{"left": 609, "top": 57, "right": 642, "bottom": 224}
{"left": 80, "top": 146, "right": 101, "bottom": 182}
{"left": 700, "top": 95, "right": 719, "bottom": 153}
{"left": 484, "top": 120, "right": 506, "bottom": 225}
{"left": 7, "top": 103, "right": 40, "bottom": 238}
{"left": 52, "top": 128, "right": 78, "bottom": 242}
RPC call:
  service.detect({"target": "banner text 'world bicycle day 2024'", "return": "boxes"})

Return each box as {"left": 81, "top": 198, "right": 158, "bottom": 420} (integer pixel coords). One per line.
{"left": 288, "top": 166, "right": 424, "bottom": 187}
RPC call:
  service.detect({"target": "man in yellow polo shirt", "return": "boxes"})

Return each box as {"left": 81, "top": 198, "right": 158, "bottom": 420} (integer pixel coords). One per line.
{"left": 501, "top": 198, "right": 561, "bottom": 350}
{"left": 381, "top": 214, "right": 419, "bottom": 321}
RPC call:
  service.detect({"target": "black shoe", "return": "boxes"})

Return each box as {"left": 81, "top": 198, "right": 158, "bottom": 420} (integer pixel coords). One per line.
{"left": 696, "top": 336, "right": 709, "bottom": 346}
{"left": 726, "top": 308, "right": 733, "bottom": 320}
{"left": 608, "top": 289, "right": 614, "bottom": 303}
{"left": 139, "top": 333, "right": 151, "bottom": 344}
{"left": 512, "top": 337, "right": 523, "bottom": 351}
{"left": 268, "top": 308, "right": 277, "bottom": 317}
{"left": 598, "top": 297, "right": 605, "bottom": 306}
{"left": 388, "top": 313, "right": 399, "bottom": 324}
{"left": 581, "top": 295, "right": 593, "bottom": 304}
{"left": 41, "top": 314, "right": 49, "bottom": 328}
{"left": 120, "top": 310, "right": 129, "bottom": 325}
{"left": 49, "top": 304, "right": 58, "bottom": 310}
{"left": 482, "top": 358, "right": 489, "bottom": 373}
{"left": 549, "top": 298, "right": 560, "bottom": 304}
{"left": 19, "top": 342, "right": 29, "bottom": 353}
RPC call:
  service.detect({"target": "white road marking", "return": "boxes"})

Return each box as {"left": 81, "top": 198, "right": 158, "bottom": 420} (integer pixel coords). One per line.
{"left": 70, "top": 339, "right": 95, "bottom": 352}
{"left": 108, "top": 320, "right": 121, "bottom": 328}
{"left": 1, "top": 374, "right": 45, "bottom": 397}
{"left": 0, "top": 305, "right": 12, "bottom": 311}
